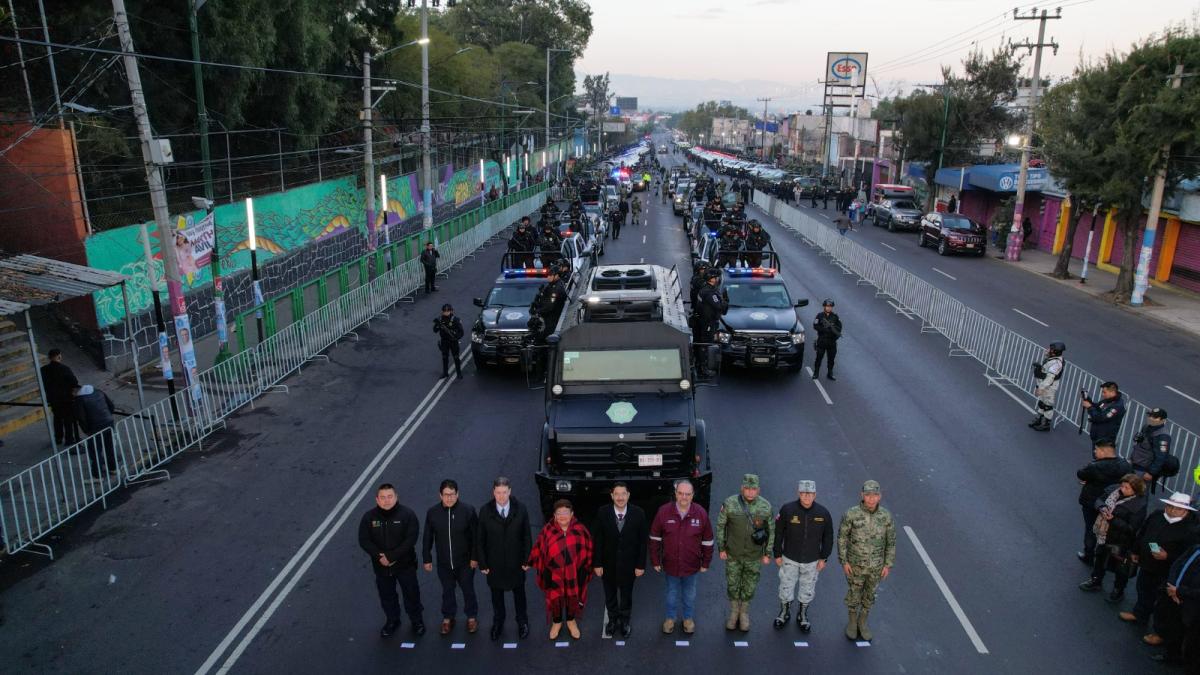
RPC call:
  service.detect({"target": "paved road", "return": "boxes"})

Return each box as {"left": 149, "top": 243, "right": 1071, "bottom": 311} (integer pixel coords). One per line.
{"left": 0, "top": 143, "right": 1165, "bottom": 674}
{"left": 787, "top": 198, "right": 1200, "bottom": 433}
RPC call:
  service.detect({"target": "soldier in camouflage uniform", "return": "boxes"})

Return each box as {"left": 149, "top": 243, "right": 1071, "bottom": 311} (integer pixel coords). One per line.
{"left": 837, "top": 480, "right": 896, "bottom": 642}
{"left": 716, "top": 473, "right": 774, "bottom": 632}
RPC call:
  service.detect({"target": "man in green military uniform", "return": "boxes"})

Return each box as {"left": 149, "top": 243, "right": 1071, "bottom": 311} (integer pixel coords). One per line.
{"left": 716, "top": 473, "right": 774, "bottom": 632}
{"left": 837, "top": 479, "right": 896, "bottom": 641}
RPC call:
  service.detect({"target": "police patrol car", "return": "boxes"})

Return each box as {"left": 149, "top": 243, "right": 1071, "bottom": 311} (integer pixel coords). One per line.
{"left": 714, "top": 253, "right": 809, "bottom": 373}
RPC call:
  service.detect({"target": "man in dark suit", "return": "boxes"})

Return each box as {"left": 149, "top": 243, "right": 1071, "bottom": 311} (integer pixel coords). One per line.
{"left": 591, "top": 482, "right": 648, "bottom": 638}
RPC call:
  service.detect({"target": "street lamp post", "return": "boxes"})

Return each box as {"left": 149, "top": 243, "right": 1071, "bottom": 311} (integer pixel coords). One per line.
{"left": 244, "top": 197, "right": 265, "bottom": 344}
{"left": 545, "top": 47, "right": 570, "bottom": 171}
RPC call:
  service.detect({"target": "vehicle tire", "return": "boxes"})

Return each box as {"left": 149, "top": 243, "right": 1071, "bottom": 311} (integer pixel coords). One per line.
{"left": 937, "top": 239, "right": 949, "bottom": 256}
{"left": 975, "top": 248, "right": 986, "bottom": 257}
{"left": 917, "top": 233, "right": 926, "bottom": 248}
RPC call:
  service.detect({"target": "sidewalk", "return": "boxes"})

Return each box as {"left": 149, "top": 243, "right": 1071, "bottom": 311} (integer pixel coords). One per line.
{"left": 1006, "top": 248, "right": 1200, "bottom": 339}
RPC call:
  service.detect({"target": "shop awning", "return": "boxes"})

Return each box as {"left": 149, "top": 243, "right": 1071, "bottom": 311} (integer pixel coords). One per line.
{"left": 966, "top": 164, "right": 1049, "bottom": 193}
{"left": 0, "top": 253, "right": 127, "bottom": 313}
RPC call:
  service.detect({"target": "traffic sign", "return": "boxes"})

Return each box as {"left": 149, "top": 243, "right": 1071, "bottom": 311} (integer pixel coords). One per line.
{"left": 610, "top": 106, "right": 621, "bottom": 116}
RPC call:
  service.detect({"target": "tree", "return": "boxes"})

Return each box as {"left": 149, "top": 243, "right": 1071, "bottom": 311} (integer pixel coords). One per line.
{"left": 671, "top": 101, "right": 750, "bottom": 142}
{"left": 582, "top": 71, "right": 610, "bottom": 147}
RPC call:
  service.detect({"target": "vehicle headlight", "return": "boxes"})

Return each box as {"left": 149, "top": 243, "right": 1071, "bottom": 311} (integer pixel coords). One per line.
{"left": 679, "top": 379, "right": 691, "bottom": 391}
{"left": 471, "top": 332, "right": 483, "bottom": 343}
{"left": 716, "top": 331, "right": 730, "bottom": 344}
{"left": 791, "top": 331, "right": 805, "bottom": 345}
{"left": 551, "top": 384, "right": 563, "bottom": 395}
{"left": 555, "top": 480, "right": 572, "bottom": 492}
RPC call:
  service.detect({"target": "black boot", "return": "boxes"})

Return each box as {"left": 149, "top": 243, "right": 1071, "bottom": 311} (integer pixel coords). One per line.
{"left": 797, "top": 603, "right": 811, "bottom": 633}
{"left": 773, "top": 601, "right": 791, "bottom": 629}
{"left": 1079, "top": 577, "right": 1102, "bottom": 592}
{"left": 1027, "top": 415, "right": 1043, "bottom": 428}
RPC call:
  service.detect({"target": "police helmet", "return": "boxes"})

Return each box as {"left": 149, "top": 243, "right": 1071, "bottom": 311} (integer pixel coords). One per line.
{"left": 822, "top": 299, "right": 835, "bottom": 307}
{"left": 1048, "top": 341, "right": 1066, "bottom": 355}
{"left": 554, "top": 259, "right": 573, "bottom": 277}
{"left": 704, "top": 268, "right": 722, "bottom": 281}
{"left": 693, "top": 259, "right": 709, "bottom": 274}
{"left": 749, "top": 219, "right": 762, "bottom": 229}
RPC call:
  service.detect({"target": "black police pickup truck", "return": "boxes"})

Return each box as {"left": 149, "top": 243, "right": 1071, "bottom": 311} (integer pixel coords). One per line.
{"left": 470, "top": 254, "right": 559, "bottom": 368}
{"left": 715, "top": 253, "right": 809, "bottom": 373}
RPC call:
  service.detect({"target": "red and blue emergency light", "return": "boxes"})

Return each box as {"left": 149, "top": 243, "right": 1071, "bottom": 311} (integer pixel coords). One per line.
{"left": 725, "top": 267, "right": 777, "bottom": 278}
{"left": 503, "top": 268, "right": 551, "bottom": 278}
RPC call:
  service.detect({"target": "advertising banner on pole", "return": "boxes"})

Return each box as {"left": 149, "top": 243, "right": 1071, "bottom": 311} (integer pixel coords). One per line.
{"left": 826, "top": 52, "right": 868, "bottom": 86}
{"left": 173, "top": 212, "right": 215, "bottom": 279}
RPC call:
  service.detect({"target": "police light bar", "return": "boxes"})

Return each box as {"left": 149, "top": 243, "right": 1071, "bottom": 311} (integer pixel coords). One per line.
{"left": 503, "top": 268, "right": 551, "bottom": 278}
{"left": 706, "top": 231, "right": 719, "bottom": 238}
{"left": 561, "top": 230, "right": 574, "bottom": 236}
{"left": 725, "top": 267, "right": 777, "bottom": 278}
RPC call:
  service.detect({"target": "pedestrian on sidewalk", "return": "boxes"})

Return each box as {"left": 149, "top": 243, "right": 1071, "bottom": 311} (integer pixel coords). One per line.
{"left": 1130, "top": 408, "right": 1172, "bottom": 494}
{"left": 72, "top": 384, "right": 117, "bottom": 477}
{"left": 433, "top": 304, "right": 464, "bottom": 380}
{"left": 947, "top": 193, "right": 958, "bottom": 214}
{"left": 773, "top": 479, "right": 833, "bottom": 633}
{"left": 1120, "top": 492, "right": 1199, "bottom": 632}
{"left": 1076, "top": 438, "right": 1132, "bottom": 566}
{"left": 422, "top": 479, "right": 480, "bottom": 636}
{"left": 41, "top": 349, "right": 79, "bottom": 446}
{"left": 837, "top": 480, "right": 896, "bottom": 642}
{"left": 1083, "top": 381, "right": 1126, "bottom": 444}
{"left": 591, "top": 482, "right": 648, "bottom": 639}
{"left": 812, "top": 300, "right": 842, "bottom": 381}
{"left": 475, "top": 477, "right": 533, "bottom": 642}
{"left": 716, "top": 473, "right": 774, "bottom": 632}
{"left": 359, "top": 483, "right": 425, "bottom": 638}
{"left": 528, "top": 499, "right": 593, "bottom": 641}
{"left": 420, "top": 242, "right": 440, "bottom": 294}
{"left": 650, "top": 479, "right": 714, "bottom": 635}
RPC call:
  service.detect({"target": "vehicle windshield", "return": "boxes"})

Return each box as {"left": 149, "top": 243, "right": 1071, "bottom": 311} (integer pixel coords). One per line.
{"left": 891, "top": 200, "right": 919, "bottom": 210}
{"left": 561, "top": 348, "right": 683, "bottom": 382}
{"left": 942, "top": 215, "right": 978, "bottom": 230}
{"left": 724, "top": 281, "right": 792, "bottom": 309}
{"left": 485, "top": 284, "right": 544, "bottom": 308}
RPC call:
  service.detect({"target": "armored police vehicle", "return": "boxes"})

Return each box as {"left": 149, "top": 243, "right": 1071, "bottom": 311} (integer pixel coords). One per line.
{"left": 715, "top": 253, "right": 809, "bottom": 373}
{"left": 534, "top": 264, "right": 713, "bottom": 517}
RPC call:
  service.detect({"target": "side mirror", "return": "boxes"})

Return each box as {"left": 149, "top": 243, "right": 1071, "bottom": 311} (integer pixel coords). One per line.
{"left": 795, "top": 299, "right": 809, "bottom": 308}
{"left": 473, "top": 297, "right": 485, "bottom": 307}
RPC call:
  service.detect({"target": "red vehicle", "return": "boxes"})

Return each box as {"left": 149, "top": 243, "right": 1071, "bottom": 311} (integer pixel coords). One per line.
{"left": 865, "top": 183, "right": 915, "bottom": 221}
{"left": 918, "top": 212, "right": 987, "bottom": 256}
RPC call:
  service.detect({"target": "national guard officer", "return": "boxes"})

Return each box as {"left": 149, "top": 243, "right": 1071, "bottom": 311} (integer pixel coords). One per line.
{"left": 773, "top": 480, "right": 833, "bottom": 633}
{"left": 837, "top": 480, "right": 896, "bottom": 642}
{"left": 1029, "top": 341, "right": 1066, "bottom": 431}
{"left": 433, "top": 304, "right": 464, "bottom": 380}
{"left": 716, "top": 474, "right": 774, "bottom": 632}
{"left": 812, "top": 300, "right": 842, "bottom": 381}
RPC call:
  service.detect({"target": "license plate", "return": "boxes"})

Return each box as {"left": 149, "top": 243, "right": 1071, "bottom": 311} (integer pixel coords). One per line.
{"left": 752, "top": 356, "right": 771, "bottom": 364}
{"left": 966, "top": 244, "right": 975, "bottom": 248}
{"left": 638, "top": 454, "right": 663, "bottom": 467}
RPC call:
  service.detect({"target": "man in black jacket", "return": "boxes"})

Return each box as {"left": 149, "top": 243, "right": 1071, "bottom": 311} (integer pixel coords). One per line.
{"left": 1076, "top": 438, "right": 1131, "bottom": 565}
{"left": 40, "top": 349, "right": 79, "bottom": 445}
{"left": 812, "top": 300, "right": 842, "bottom": 381}
{"left": 591, "top": 482, "right": 648, "bottom": 639}
{"left": 73, "top": 385, "right": 117, "bottom": 477}
{"left": 358, "top": 483, "right": 424, "bottom": 637}
{"left": 420, "top": 242, "right": 440, "bottom": 293}
{"left": 1083, "top": 381, "right": 1126, "bottom": 444}
{"left": 422, "top": 479, "right": 479, "bottom": 635}
{"left": 1152, "top": 540, "right": 1200, "bottom": 666}
{"left": 1121, "top": 492, "right": 1200, "bottom": 632}
{"left": 772, "top": 480, "right": 834, "bottom": 632}
{"left": 474, "top": 477, "right": 532, "bottom": 641}
{"left": 434, "top": 304, "right": 464, "bottom": 380}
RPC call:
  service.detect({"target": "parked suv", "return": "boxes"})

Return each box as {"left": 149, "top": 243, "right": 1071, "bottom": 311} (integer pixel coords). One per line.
{"left": 865, "top": 183, "right": 915, "bottom": 222}
{"left": 870, "top": 198, "right": 924, "bottom": 232}
{"left": 918, "top": 212, "right": 987, "bottom": 256}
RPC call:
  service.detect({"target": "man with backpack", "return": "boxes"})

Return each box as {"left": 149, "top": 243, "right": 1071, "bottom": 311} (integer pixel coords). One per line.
{"left": 1130, "top": 408, "right": 1179, "bottom": 494}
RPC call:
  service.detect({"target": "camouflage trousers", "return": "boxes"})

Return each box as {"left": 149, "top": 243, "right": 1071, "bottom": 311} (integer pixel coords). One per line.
{"left": 777, "top": 557, "right": 820, "bottom": 604}
{"left": 724, "top": 558, "right": 762, "bottom": 601}
{"left": 844, "top": 566, "right": 882, "bottom": 609}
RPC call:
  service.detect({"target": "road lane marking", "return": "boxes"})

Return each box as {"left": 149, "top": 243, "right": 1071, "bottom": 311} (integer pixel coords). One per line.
{"left": 1012, "top": 308, "right": 1048, "bottom": 327}
{"left": 198, "top": 351, "right": 470, "bottom": 675}
{"left": 904, "top": 526, "right": 990, "bottom": 655}
{"left": 805, "top": 367, "right": 834, "bottom": 405}
{"left": 643, "top": 234, "right": 647, "bottom": 244}
{"left": 1166, "top": 385, "right": 1200, "bottom": 406}
{"left": 639, "top": 257, "right": 645, "bottom": 263}
{"left": 880, "top": 242, "right": 897, "bottom": 251}
{"left": 734, "top": 641, "right": 749, "bottom": 647}
{"left": 931, "top": 267, "right": 957, "bottom": 281}
{"left": 794, "top": 641, "right": 809, "bottom": 647}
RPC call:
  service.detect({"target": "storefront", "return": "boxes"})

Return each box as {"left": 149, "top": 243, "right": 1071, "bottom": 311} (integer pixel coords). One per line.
{"left": 932, "top": 164, "right": 1052, "bottom": 245}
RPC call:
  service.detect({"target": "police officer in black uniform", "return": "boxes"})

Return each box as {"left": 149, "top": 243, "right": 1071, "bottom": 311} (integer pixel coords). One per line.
{"left": 811, "top": 300, "right": 842, "bottom": 381}
{"left": 717, "top": 219, "right": 744, "bottom": 268}
{"left": 689, "top": 259, "right": 712, "bottom": 309}
{"left": 539, "top": 222, "right": 562, "bottom": 253}
{"left": 694, "top": 269, "right": 729, "bottom": 377}
{"left": 529, "top": 262, "right": 570, "bottom": 336}
{"left": 540, "top": 196, "right": 559, "bottom": 220}
{"left": 508, "top": 218, "right": 538, "bottom": 267}
{"left": 434, "top": 304, "right": 465, "bottom": 379}
{"left": 744, "top": 220, "right": 771, "bottom": 267}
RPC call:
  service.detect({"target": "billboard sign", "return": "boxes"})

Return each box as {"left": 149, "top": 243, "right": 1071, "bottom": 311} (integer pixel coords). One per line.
{"left": 609, "top": 106, "right": 621, "bottom": 116}
{"left": 827, "top": 52, "right": 867, "bottom": 84}
{"left": 602, "top": 122, "right": 626, "bottom": 132}
{"left": 615, "top": 96, "right": 638, "bottom": 112}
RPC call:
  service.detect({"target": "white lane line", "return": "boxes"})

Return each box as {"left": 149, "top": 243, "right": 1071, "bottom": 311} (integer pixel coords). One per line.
{"left": 643, "top": 234, "right": 647, "bottom": 244}
{"left": 904, "top": 526, "right": 990, "bottom": 655}
{"left": 1166, "top": 385, "right": 1200, "bottom": 407}
{"left": 879, "top": 242, "right": 897, "bottom": 251}
{"left": 198, "top": 354, "right": 469, "bottom": 675}
{"left": 1011, "top": 308, "right": 1049, "bottom": 327}
{"left": 931, "top": 267, "right": 957, "bottom": 281}
{"left": 804, "top": 367, "right": 834, "bottom": 405}
{"left": 639, "top": 257, "right": 645, "bottom": 263}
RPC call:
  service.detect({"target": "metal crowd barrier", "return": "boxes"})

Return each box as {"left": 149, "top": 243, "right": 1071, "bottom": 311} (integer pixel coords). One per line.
{"left": 753, "top": 191, "right": 1199, "bottom": 495}
{"left": 0, "top": 186, "right": 547, "bottom": 559}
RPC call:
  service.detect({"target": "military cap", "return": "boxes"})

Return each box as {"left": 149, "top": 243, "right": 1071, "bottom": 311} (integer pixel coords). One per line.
{"left": 797, "top": 480, "right": 816, "bottom": 493}
{"left": 861, "top": 480, "right": 881, "bottom": 494}
{"left": 742, "top": 473, "right": 760, "bottom": 489}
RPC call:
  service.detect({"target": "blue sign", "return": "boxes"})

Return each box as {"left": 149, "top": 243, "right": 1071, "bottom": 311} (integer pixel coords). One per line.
{"left": 609, "top": 106, "right": 621, "bottom": 116}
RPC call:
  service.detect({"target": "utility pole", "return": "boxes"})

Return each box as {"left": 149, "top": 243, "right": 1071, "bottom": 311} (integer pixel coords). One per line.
{"left": 420, "top": 0, "right": 433, "bottom": 230}
{"left": 35, "top": 0, "right": 61, "bottom": 127}
{"left": 546, "top": 47, "right": 569, "bottom": 174}
{"left": 6, "top": 0, "right": 35, "bottom": 122}
{"left": 188, "top": 0, "right": 229, "bottom": 362}
{"left": 756, "top": 97, "right": 772, "bottom": 162}
{"left": 1132, "top": 63, "right": 1187, "bottom": 305}
{"left": 113, "top": 0, "right": 192, "bottom": 405}
{"left": 1005, "top": 6, "right": 1060, "bottom": 262}
{"left": 363, "top": 50, "right": 375, "bottom": 247}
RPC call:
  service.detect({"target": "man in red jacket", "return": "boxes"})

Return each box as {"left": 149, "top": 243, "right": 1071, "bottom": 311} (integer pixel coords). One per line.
{"left": 650, "top": 479, "right": 714, "bottom": 635}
